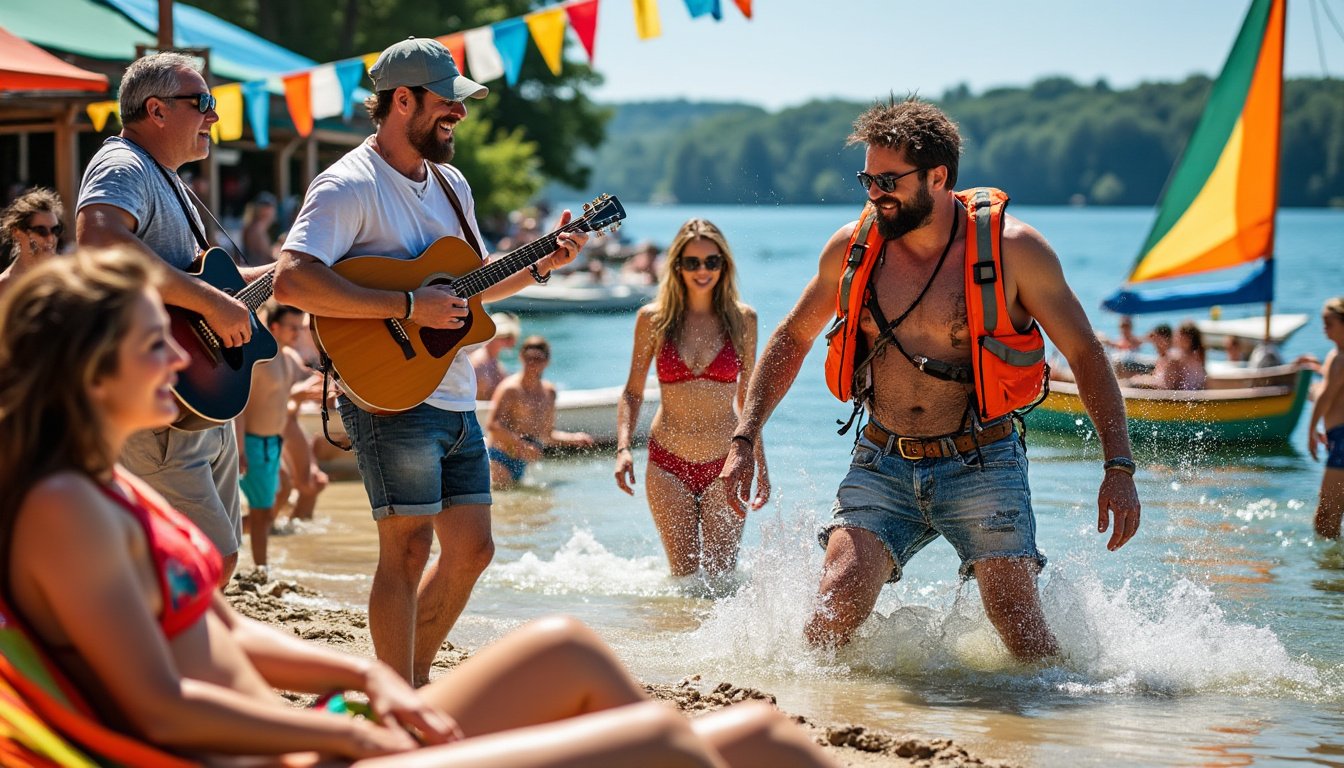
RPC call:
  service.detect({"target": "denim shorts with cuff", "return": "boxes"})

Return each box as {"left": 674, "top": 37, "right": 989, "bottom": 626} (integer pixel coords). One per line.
{"left": 338, "top": 400, "right": 492, "bottom": 521}
{"left": 819, "top": 428, "right": 1046, "bottom": 582}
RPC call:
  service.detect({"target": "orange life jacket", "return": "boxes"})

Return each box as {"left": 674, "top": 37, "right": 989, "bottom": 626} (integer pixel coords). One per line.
{"left": 823, "top": 187, "right": 1047, "bottom": 422}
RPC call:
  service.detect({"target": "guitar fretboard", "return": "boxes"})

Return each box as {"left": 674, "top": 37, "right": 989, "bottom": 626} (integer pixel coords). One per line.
{"left": 449, "top": 219, "right": 591, "bottom": 298}
{"left": 234, "top": 267, "right": 277, "bottom": 312}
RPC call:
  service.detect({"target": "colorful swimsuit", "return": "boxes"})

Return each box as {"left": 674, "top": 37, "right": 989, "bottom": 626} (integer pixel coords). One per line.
{"left": 97, "top": 475, "right": 222, "bottom": 638}
{"left": 651, "top": 336, "right": 742, "bottom": 497}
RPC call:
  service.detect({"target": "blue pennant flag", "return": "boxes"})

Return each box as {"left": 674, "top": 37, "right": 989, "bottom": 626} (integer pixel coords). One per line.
{"left": 493, "top": 18, "right": 529, "bottom": 87}
{"left": 241, "top": 80, "right": 270, "bottom": 149}
{"left": 684, "top": 0, "right": 722, "bottom": 19}
{"left": 334, "top": 59, "right": 365, "bottom": 120}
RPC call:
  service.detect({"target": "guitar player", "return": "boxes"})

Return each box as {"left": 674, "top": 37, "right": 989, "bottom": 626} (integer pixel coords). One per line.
{"left": 77, "top": 52, "right": 269, "bottom": 585}
{"left": 272, "top": 38, "right": 586, "bottom": 685}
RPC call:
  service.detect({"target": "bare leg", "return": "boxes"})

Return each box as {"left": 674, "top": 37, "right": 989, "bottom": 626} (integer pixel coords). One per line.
{"left": 1315, "top": 468, "right": 1344, "bottom": 539}
{"left": 218, "top": 551, "right": 238, "bottom": 587}
{"left": 804, "top": 528, "right": 892, "bottom": 647}
{"left": 691, "top": 701, "right": 840, "bottom": 768}
{"left": 249, "top": 505, "right": 276, "bottom": 569}
{"left": 370, "top": 515, "right": 436, "bottom": 681}
{"left": 975, "top": 557, "right": 1059, "bottom": 661}
{"left": 697, "top": 477, "right": 745, "bottom": 578}
{"left": 412, "top": 505, "right": 494, "bottom": 685}
{"left": 647, "top": 464, "right": 702, "bottom": 577}
{"left": 490, "top": 460, "right": 518, "bottom": 490}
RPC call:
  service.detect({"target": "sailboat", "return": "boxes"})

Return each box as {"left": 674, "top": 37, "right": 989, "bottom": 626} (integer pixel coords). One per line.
{"left": 1028, "top": 0, "right": 1314, "bottom": 443}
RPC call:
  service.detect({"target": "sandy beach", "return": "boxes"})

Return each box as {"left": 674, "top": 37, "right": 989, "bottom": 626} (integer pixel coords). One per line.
{"left": 226, "top": 574, "right": 1014, "bottom": 767}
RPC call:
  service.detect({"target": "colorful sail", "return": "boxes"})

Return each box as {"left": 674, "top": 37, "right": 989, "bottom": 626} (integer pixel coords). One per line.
{"left": 1108, "top": 0, "right": 1284, "bottom": 306}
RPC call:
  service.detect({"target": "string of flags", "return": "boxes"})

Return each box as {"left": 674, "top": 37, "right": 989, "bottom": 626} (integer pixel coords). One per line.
{"left": 84, "top": 0, "right": 754, "bottom": 148}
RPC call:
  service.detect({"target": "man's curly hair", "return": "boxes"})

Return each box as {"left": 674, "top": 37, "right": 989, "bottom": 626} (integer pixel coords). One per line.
{"left": 848, "top": 96, "right": 961, "bottom": 189}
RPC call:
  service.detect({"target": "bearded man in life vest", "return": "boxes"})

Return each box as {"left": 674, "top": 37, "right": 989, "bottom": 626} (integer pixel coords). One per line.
{"left": 721, "top": 97, "right": 1140, "bottom": 661}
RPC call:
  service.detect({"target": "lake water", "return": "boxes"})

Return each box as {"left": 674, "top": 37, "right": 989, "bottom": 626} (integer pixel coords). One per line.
{"left": 271, "top": 204, "right": 1344, "bottom": 767}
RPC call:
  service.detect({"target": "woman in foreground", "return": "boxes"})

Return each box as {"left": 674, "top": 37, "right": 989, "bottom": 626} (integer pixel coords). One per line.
{"left": 0, "top": 247, "right": 835, "bottom": 767}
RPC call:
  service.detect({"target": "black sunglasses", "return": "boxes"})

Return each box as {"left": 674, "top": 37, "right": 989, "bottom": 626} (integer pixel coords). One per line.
{"left": 153, "top": 92, "right": 217, "bottom": 114}
{"left": 23, "top": 223, "right": 63, "bottom": 238}
{"left": 679, "top": 254, "right": 723, "bottom": 272}
{"left": 856, "top": 167, "right": 924, "bottom": 194}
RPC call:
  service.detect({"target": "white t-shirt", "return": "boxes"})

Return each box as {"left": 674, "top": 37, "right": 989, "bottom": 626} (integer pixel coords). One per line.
{"left": 285, "top": 138, "right": 488, "bottom": 411}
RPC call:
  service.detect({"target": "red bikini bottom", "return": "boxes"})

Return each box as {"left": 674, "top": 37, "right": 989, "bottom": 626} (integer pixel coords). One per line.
{"left": 648, "top": 437, "right": 727, "bottom": 498}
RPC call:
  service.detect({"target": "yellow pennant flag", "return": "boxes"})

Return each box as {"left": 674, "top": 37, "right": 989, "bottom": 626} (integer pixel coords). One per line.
{"left": 633, "top": 0, "right": 662, "bottom": 40}
{"left": 86, "top": 100, "right": 119, "bottom": 132}
{"left": 210, "top": 83, "right": 244, "bottom": 143}
{"left": 362, "top": 52, "right": 380, "bottom": 72}
{"left": 525, "top": 8, "right": 568, "bottom": 76}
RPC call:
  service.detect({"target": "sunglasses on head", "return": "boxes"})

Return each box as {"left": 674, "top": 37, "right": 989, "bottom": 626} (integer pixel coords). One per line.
{"left": 856, "top": 167, "right": 924, "bottom": 194}
{"left": 154, "top": 92, "right": 217, "bottom": 114}
{"left": 23, "top": 223, "right": 63, "bottom": 238}
{"left": 678, "top": 254, "right": 723, "bottom": 272}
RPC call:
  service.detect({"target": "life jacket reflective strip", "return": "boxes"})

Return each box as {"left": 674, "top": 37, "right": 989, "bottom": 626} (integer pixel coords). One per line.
{"left": 823, "top": 187, "right": 1047, "bottom": 421}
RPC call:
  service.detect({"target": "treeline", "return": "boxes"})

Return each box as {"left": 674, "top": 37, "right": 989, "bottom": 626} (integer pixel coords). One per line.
{"left": 560, "top": 77, "right": 1344, "bottom": 207}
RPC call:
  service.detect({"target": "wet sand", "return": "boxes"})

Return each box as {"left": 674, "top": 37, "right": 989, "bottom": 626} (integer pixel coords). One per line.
{"left": 226, "top": 574, "right": 1015, "bottom": 767}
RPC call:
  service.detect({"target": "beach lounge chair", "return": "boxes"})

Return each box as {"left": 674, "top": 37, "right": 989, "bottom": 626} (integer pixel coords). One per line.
{"left": 0, "top": 597, "right": 195, "bottom": 767}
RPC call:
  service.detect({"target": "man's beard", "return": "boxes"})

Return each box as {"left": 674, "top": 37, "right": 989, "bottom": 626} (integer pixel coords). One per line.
{"left": 874, "top": 181, "right": 934, "bottom": 239}
{"left": 407, "top": 108, "right": 455, "bottom": 164}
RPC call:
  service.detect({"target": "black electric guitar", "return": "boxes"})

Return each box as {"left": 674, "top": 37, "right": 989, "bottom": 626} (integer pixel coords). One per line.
{"left": 167, "top": 249, "right": 278, "bottom": 430}
{"left": 313, "top": 194, "right": 626, "bottom": 414}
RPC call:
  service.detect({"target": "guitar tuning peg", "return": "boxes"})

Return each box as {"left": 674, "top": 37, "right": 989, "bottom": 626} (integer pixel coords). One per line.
{"left": 583, "top": 203, "right": 591, "bottom": 211}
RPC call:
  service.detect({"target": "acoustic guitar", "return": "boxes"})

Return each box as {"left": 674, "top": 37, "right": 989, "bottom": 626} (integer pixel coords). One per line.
{"left": 167, "top": 249, "right": 279, "bottom": 431}
{"left": 313, "top": 194, "right": 626, "bottom": 414}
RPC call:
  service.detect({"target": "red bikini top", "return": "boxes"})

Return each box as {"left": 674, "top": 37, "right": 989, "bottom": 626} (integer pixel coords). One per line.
{"left": 656, "top": 335, "right": 741, "bottom": 384}
{"left": 97, "top": 475, "right": 221, "bottom": 639}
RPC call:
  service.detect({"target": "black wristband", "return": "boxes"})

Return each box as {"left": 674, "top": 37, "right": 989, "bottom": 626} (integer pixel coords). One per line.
{"left": 402, "top": 290, "right": 415, "bottom": 320}
{"left": 528, "top": 263, "right": 551, "bottom": 284}
{"left": 731, "top": 434, "right": 754, "bottom": 449}
{"left": 1103, "top": 456, "right": 1137, "bottom": 475}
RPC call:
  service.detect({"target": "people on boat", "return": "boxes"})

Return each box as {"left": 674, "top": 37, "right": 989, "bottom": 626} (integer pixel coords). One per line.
{"left": 1125, "top": 323, "right": 1173, "bottom": 388}
{"left": 0, "top": 246, "right": 839, "bottom": 768}
{"left": 470, "top": 311, "right": 521, "bottom": 401}
{"left": 1100, "top": 314, "right": 1144, "bottom": 352}
{"left": 616, "top": 218, "right": 768, "bottom": 578}
{"left": 722, "top": 98, "right": 1139, "bottom": 662}
{"left": 1169, "top": 321, "right": 1208, "bottom": 390}
{"left": 1226, "top": 334, "right": 1247, "bottom": 363}
{"left": 621, "top": 240, "right": 662, "bottom": 285}
{"left": 0, "top": 186, "right": 65, "bottom": 298}
{"left": 486, "top": 336, "right": 595, "bottom": 489}
{"left": 1309, "top": 297, "right": 1344, "bottom": 539}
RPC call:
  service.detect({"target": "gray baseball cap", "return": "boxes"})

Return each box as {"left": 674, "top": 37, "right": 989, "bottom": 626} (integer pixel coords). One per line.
{"left": 369, "top": 37, "right": 488, "bottom": 102}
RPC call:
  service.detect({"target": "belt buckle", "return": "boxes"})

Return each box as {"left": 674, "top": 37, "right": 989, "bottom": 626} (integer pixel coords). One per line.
{"left": 896, "top": 437, "right": 924, "bottom": 460}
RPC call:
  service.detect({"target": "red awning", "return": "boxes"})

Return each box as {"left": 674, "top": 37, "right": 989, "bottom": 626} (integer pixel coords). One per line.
{"left": 0, "top": 25, "right": 107, "bottom": 93}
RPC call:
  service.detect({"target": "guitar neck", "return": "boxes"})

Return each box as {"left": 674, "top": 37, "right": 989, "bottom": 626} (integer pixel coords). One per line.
{"left": 234, "top": 265, "right": 278, "bottom": 313}
{"left": 449, "top": 224, "right": 582, "bottom": 299}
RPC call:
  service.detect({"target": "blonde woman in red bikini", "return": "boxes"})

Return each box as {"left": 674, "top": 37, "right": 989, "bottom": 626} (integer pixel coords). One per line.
{"left": 616, "top": 219, "right": 769, "bottom": 578}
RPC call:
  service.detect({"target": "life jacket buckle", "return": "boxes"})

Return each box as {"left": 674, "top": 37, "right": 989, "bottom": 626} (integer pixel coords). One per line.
{"left": 913, "top": 354, "right": 928, "bottom": 371}
{"left": 973, "top": 261, "right": 996, "bottom": 285}
{"left": 847, "top": 242, "right": 867, "bottom": 266}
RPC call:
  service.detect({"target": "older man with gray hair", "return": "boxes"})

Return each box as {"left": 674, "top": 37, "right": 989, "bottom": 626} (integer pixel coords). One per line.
{"left": 77, "top": 52, "right": 271, "bottom": 584}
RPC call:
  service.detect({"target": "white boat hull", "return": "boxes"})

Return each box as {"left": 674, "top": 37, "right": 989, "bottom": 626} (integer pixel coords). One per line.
{"left": 484, "top": 281, "right": 656, "bottom": 314}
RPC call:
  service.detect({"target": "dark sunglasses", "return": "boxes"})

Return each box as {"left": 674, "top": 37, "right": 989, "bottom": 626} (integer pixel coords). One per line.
{"left": 154, "top": 92, "right": 217, "bottom": 113}
{"left": 856, "top": 167, "right": 924, "bottom": 193}
{"left": 678, "top": 254, "right": 723, "bottom": 272}
{"left": 23, "top": 223, "right": 63, "bottom": 238}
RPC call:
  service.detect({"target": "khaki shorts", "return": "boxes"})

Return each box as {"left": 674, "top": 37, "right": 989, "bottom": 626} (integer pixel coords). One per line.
{"left": 120, "top": 423, "right": 242, "bottom": 557}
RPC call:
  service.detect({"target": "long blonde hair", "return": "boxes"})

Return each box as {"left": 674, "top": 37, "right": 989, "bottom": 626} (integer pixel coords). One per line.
{"left": 649, "top": 218, "right": 749, "bottom": 358}
{"left": 0, "top": 248, "right": 158, "bottom": 565}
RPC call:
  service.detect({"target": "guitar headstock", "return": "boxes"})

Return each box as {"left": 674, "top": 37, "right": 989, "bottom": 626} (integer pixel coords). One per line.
{"left": 576, "top": 194, "right": 626, "bottom": 237}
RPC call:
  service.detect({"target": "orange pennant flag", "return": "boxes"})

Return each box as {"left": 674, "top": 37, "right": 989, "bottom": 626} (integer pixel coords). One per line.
{"left": 525, "top": 8, "right": 567, "bottom": 76}
{"left": 435, "top": 33, "right": 468, "bottom": 76}
{"left": 733, "top": 0, "right": 751, "bottom": 18}
{"left": 282, "top": 72, "right": 314, "bottom": 137}
{"left": 632, "top": 0, "right": 662, "bottom": 40}
{"left": 565, "top": 0, "right": 600, "bottom": 63}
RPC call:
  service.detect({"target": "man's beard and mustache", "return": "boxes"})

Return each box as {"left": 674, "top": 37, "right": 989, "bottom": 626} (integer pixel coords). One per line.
{"left": 407, "top": 105, "right": 456, "bottom": 164}
{"left": 874, "top": 180, "right": 935, "bottom": 239}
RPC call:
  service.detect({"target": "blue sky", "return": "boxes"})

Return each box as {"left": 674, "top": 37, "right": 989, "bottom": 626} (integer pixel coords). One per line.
{"left": 583, "top": 0, "right": 1344, "bottom": 108}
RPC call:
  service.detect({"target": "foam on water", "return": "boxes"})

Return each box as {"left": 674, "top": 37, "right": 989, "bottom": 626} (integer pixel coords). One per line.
{"left": 486, "top": 528, "right": 686, "bottom": 596}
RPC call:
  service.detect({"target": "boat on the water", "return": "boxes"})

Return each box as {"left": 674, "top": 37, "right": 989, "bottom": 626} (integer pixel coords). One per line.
{"left": 301, "top": 383, "right": 659, "bottom": 477}
{"left": 1031, "top": 0, "right": 1313, "bottom": 444}
{"left": 484, "top": 280, "right": 655, "bottom": 315}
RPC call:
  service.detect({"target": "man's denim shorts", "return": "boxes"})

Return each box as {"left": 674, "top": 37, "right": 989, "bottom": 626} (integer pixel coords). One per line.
{"left": 819, "top": 429, "right": 1046, "bottom": 582}
{"left": 339, "top": 401, "right": 492, "bottom": 521}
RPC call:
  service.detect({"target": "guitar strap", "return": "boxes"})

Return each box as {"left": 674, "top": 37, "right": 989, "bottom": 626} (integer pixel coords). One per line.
{"left": 317, "top": 350, "right": 353, "bottom": 452}
{"left": 428, "top": 164, "right": 485, "bottom": 260}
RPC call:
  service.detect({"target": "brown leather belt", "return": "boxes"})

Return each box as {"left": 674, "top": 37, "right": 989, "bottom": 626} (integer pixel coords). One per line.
{"left": 863, "top": 419, "right": 1014, "bottom": 460}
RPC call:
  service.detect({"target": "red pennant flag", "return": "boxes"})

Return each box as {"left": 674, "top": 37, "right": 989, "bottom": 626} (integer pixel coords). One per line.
{"left": 436, "top": 33, "right": 469, "bottom": 76}
{"left": 565, "top": 0, "right": 600, "bottom": 63}
{"left": 282, "top": 73, "right": 313, "bottom": 137}
{"left": 733, "top": 0, "right": 751, "bottom": 18}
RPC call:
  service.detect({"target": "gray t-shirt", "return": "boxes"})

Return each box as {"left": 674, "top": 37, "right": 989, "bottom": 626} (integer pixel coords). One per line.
{"left": 78, "top": 136, "right": 206, "bottom": 270}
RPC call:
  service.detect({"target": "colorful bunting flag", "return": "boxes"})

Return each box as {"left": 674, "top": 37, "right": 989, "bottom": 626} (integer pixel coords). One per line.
{"left": 210, "top": 83, "right": 244, "bottom": 143}
{"left": 465, "top": 26, "right": 506, "bottom": 84}
{"left": 362, "top": 51, "right": 381, "bottom": 72}
{"left": 525, "top": 8, "right": 568, "bottom": 76}
{"left": 633, "top": 0, "right": 663, "bottom": 39}
{"left": 241, "top": 80, "right": 270, "bottom": 148}
{"left": 334, "top": 59, "right": 365, "bottom": 120}
{"left": 86, "top": 101, "right": 119, "bottom": 132}
{"left": 565, "top": 0, "right": 600, "bottom": 63}
{"left": 683, "top": 0, "right": 720, "bottom": 19}
{"left": 309, "top": 64, "right": 345, "bottom": 121}
{"left": 435, "top": 34, "right": 468, "bottom": 77}
{"left": 282, "top": 72, "right": 314, "bottom": 137}
{"left": 492, "top": 18, "right": 529, "bottom": 87}
{"left": 733, "top": 0, "right": 751, "bottom": 18}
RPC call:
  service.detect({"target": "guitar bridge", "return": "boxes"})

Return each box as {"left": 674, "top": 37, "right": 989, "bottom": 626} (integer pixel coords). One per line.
{"left": 385, "top": 319, "right": 417, "bottom": 361}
